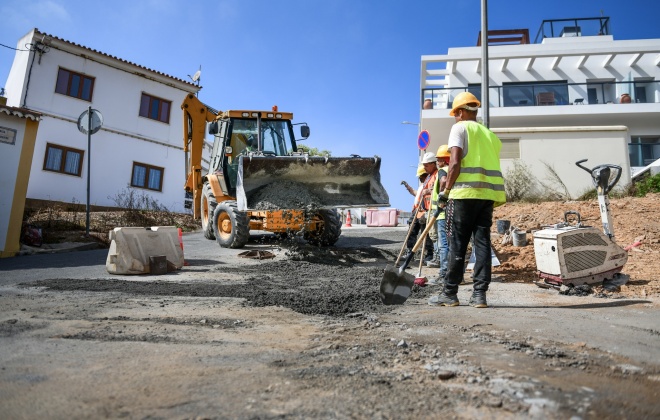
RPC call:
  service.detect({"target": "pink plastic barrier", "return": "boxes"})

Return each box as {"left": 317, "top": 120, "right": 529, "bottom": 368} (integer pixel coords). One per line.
{"left": 365, "top": 209, "right": 399, "bottom": 227}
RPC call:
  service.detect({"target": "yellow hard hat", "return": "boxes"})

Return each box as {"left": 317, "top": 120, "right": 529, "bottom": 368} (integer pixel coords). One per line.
{"left": 436, "top": 144, "right": 450, "bottom": 158}
{"left": 450, "top": 92, "right": 481, "bottom": 116}
{"left": 416, "top": 164, "right": 425, "bottom": 177}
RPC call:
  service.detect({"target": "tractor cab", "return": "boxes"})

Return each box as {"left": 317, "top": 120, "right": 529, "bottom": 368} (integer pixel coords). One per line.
{"left": 208, "top": 108, "right": 309, "bottom": 196}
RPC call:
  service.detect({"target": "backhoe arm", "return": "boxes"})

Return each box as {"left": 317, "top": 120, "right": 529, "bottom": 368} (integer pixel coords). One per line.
{"left": 181, "top": 93, "right": 218, "bottom": 219}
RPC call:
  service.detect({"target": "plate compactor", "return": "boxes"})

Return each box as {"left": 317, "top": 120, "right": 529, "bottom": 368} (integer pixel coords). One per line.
{"left": 533, "top": 159, "right": 629, "bottom": 289}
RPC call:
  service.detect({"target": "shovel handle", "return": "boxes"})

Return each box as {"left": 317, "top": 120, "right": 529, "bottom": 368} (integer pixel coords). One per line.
{"left": 411, "top": 207, "right": 442, "bottom": 253}
{"left": 417, "top": 234, "right": 427, "bottom": 277}
{"left": 395, "top": 208, "right": 418, "bottom": 266}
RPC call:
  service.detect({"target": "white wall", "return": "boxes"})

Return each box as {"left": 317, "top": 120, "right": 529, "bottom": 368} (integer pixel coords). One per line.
{"left": 0, "top": 116, "right": 26, "bottom": 251}
{"left": 495, "top": 126, "right": 631, "bottom": 199}
{"left": 3, "top": 31, "right": 32, "bottom": 107}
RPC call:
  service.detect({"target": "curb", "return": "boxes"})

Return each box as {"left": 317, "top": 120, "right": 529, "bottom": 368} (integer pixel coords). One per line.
{"left": 17, "top": 242, "right": 103, "bottom": 256}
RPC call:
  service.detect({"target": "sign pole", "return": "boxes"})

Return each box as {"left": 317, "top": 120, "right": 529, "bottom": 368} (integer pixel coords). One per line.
{"left": 481, "top": 0, "right": 490, "bottom": 128}
{"left": 86, "top": 105, "right": 91, "bottom": 236}
{"left": 77, "top": 107, "right": 102, "bottom": 238}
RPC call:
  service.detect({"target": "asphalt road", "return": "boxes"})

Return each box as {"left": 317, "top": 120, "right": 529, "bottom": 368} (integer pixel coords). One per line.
{"left": 1, "top": 227, "right": 659, "bottom": 418}
{"left": 1, "top": 227, "right": 659, "bottom": 364}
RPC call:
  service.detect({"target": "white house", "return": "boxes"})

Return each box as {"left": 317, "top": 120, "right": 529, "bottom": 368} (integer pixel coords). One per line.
{"left": 3, "top": 28, "right": 202, "bottom": 213}
{"left": 419, "top": 16, "right": 660, "bottom": 198}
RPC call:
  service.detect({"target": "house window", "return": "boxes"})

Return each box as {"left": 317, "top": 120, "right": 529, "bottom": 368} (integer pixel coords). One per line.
{"left": 633, "top": 78, "right": 654, "bottom": 103}
{"left": 467, "top": 84, "right": 481, "bottom": 101}
{"left": 55, "top": 68, "right": 95, "bottom": 101}
{"left": 629, "top": 136, "right": 660, "bottom": 167}
{"left": 503, "top": 81, "right": 568, "bottom": 107}
{"left": 139, "top": 93, "right": 171, "bottom": 123}
{"left": 499, "top": 139, "right": 520, "bottom": 159}
{"left": 131, "top": 162, "right": 164, "bottom": 191}
{"left": 43, "top": 143, "right": 84, "bottom": 176}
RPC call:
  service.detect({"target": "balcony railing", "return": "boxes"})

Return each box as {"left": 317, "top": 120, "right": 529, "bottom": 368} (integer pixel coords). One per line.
{"left": 534, "top": 17, "right": 611, "bottom": 43}
{"left": 422, "top": 80, "right": 660, "bottom": 110}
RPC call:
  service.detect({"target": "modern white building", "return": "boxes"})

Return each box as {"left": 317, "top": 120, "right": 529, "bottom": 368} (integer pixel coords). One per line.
{"left": 3, "top": 28, "right": 202, "bottom": 213}
{"left": 419, "top": 16, "right": 660, "bottom": 198}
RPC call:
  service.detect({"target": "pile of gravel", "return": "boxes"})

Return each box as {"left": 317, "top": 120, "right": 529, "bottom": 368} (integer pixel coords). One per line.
{"left": 249, "top": 181, "right": 322, "bottom": 210}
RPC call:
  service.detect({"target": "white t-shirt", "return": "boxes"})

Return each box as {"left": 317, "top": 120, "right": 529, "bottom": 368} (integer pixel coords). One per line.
{"left": 447, "top": 123, "right": 468, "bottom": 158}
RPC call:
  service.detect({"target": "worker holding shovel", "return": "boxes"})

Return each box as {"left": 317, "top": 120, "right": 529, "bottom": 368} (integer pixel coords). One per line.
{"left": 427, "top": 144, "right": 451, "bottom": 286}
{"left": 428, "top": 92, "right": 506, "bottom": 308}
{"left": 401, "top": 159, "right": 436, "bottom": 264}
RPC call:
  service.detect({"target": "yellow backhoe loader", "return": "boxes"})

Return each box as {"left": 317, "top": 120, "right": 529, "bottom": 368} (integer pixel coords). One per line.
{"left": 181, "top": 93, "right": 389, "bottom": 248}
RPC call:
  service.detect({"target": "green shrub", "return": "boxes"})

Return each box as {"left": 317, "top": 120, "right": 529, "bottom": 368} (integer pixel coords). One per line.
{"left": 503, "top": 160, "right": 537, "bottom": 201}
{"left": 634, "top": 173, "right": 660, "bottom": 197}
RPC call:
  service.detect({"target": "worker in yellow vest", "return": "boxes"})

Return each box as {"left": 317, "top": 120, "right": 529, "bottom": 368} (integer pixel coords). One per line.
{"left": 428, "top": 92, "right": 506, "bottom": 308}
{"left": 427, "top": 144, "right": 451, "bottom": 284}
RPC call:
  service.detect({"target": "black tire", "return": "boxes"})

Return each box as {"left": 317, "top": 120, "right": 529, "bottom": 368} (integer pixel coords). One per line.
{"left": 201, "top": 183, "right": 217, "bottom": 240}
{"left": 212, "top": 201, "right": 250, "bottom": 248}
{"left": 304, "top": 209, "right": 342, "bottom": 246}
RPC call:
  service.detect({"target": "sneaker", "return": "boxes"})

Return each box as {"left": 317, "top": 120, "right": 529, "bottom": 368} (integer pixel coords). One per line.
{"left": 427, "top": 277, "right": 443, "bottom": 286}
{"left": 426, "top": 260, "right": 440, "bottom": 268}
{"left": 428, "top": 293, "right": 459, "bottom": 306}
{"left": 469, "top": 291, "right": 488, "bottom": 308}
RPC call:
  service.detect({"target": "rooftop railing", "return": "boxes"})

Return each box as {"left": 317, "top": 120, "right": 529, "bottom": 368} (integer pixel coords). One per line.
{"left": 422, "top": 80, "right": 659, "bottom": 110}
{"left": 534, "top": 17, "right": 610, "bottom": 43}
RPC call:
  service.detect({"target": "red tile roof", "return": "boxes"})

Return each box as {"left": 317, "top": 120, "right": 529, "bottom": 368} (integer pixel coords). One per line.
{"left": 35, "top": 28, "right": 200, "bottom": 89}
{"left": 0, "top": 104, "right": 41, "bottom": 121}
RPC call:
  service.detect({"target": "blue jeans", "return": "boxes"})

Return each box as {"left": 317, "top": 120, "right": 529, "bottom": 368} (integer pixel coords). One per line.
{"left": 436, "top": 218, "right": 449, "bottom": 277}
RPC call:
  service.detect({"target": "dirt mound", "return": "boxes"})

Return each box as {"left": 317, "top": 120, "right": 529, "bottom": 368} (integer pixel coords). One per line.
{"left": 491, "top": 193, "right": 660, "bottom": 297}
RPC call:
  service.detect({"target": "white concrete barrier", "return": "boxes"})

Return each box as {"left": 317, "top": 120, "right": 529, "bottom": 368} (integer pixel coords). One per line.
{"left": 106, "top": 226, "right": 184, "bottom": 275}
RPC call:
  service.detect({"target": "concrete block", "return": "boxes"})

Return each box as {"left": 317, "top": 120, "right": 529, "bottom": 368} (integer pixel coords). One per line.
{"left": 106, "top": 226, "right": 184, "bottom": 275}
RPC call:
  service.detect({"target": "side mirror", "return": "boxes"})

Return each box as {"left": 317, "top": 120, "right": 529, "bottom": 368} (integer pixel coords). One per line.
{"left": 300, "top": 125, "right": 310, "bottom": 139}
{"left": 208, "top": 121, "right": 218, "bottom": 135}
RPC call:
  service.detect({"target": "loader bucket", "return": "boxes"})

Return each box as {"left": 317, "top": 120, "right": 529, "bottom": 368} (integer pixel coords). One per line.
{"left": 236, "top": 155, "right": 390, "bottom": 211}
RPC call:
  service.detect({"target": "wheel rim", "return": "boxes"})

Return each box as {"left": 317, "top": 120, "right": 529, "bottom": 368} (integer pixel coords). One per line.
{"left": 307, "top": 214, "right": 325, "bottom": 239}
{"left": 218, "top": 212, "right": 233, "bottom": 240}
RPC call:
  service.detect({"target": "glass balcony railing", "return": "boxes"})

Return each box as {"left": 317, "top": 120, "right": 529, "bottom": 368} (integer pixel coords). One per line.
{"left": 422, "top": 80, "right": 660, "bottom": 110}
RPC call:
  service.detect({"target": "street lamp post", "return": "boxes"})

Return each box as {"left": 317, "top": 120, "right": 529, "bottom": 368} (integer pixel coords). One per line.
{"left": 402, "top": 121, "right": 422, "bottom": 159}
{"left": 401, "top": 120, "right": 420, "bottom": 130}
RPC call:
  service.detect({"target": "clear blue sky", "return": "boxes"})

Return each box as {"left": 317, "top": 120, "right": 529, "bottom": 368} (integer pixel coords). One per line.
{"left": 1, "top": 0, "right": 659, "bottom": 210}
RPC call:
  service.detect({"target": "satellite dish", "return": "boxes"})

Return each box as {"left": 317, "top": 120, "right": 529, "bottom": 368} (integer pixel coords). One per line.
{"left": 189, "top": 65, "right": 201, "bottom": 84}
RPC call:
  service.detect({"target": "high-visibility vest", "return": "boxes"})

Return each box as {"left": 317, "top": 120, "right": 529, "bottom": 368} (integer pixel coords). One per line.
{"left": 413, "top": 170, "right": 437, "bottom": 218}
{"left": 448, "top": 121, "right": 506, "bottom": 206}
{"left": 421, "top": 170, "right": 437, "bottom": 212}
{"left": 430, "top": 169, "right": 447, "bottom": 220}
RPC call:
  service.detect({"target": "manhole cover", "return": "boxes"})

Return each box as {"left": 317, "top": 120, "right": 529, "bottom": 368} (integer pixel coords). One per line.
{"left": 237, "top": 250, "right": 275, "bottom": 260}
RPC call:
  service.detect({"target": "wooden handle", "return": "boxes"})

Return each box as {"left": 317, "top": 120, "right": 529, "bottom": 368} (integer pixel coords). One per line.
{"left": 411, "top": 208, "right": 441, "bottom": 253}
{"left": 395, "top": 209, "right": 418, "bottom": 265}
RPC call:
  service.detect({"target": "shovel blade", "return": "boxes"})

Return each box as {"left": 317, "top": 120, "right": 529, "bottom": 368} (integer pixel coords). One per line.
{"left": 380, "top": 265, "right": 415, "bottom": 305}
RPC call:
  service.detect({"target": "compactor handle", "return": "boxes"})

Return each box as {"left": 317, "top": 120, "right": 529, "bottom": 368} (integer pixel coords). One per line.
{"left": 575, "top": 159, "right": 623, "bottom": 195}
{"left": 564, "top": 211, "right": 582, "bottom": 226}
{"left": 575, "top": 159, "right": 591, "bottom": 175}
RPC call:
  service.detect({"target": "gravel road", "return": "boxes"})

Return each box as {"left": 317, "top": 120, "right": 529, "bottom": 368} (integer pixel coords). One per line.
{"left": 1, "top": 226, "right": 658, "bottom": 419}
